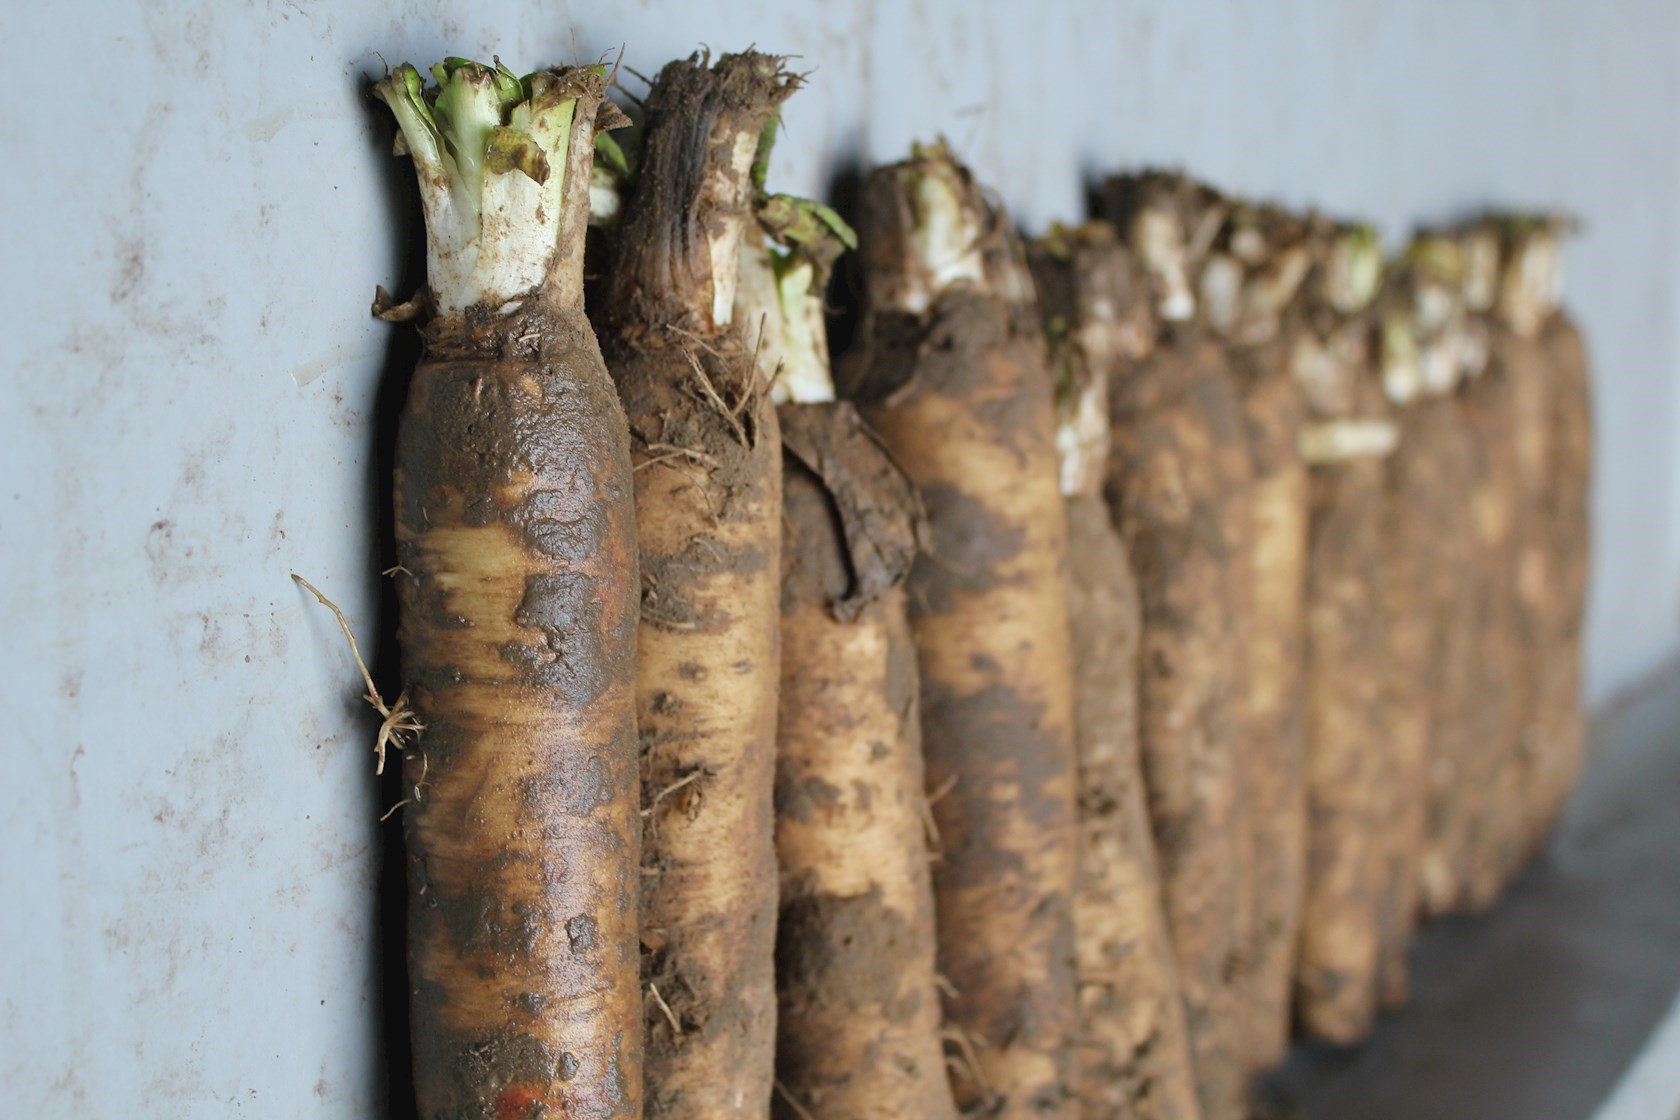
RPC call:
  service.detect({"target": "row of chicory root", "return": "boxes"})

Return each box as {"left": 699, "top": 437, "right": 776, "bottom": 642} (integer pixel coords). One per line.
{"left": 369, "top": 49, "right": 1590, "bottom": 1120}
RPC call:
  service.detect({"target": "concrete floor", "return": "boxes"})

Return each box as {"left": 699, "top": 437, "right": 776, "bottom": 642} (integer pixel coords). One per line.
{"left": 1261, "top": 666, "right": 1680, "bottom": 1120}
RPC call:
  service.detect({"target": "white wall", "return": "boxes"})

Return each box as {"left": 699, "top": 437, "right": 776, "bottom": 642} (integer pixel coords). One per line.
{"left": 5, "top": 1, "right": 1677, "bottom": 1114}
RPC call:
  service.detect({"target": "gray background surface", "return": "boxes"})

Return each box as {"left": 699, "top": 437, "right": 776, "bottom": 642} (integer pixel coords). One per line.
{"left": 5, "top": 0, "right": 1677, "bottom": 1114}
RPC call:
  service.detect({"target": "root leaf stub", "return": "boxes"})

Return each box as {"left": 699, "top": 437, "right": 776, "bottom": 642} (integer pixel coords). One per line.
{"left": 602, "top": 51, "right": 800, "bottom": 340}
{"left": 778, "top": 401, "right": 923, "bottom": 619}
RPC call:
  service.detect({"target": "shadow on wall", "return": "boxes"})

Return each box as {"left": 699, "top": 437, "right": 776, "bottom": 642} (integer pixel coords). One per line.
{"left": 359, "top": 63, "right": 427, "bottom": 1120}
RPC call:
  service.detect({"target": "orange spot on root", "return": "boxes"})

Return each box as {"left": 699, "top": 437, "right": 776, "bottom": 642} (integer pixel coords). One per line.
{"left": 496, "top": 1085, "right": 567, "bottom": 1119}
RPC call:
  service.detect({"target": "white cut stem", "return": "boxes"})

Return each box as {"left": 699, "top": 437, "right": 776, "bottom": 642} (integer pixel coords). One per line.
{"left": 1419, "top": 338, "right": 1460, "bottom": 396}
{"left": 1381, "top": 317, "right": 1424, "bottom": 406}
{"left": 1461, "top": 228, "right": 1502, "bottom": 314}
{"left": 1199, "top": 252, "right": 1243, "bottom": 336}
{"left": 705, "top": 130, "right": 764, "bottom": 331}
{"left": 1415, "top": 283, "right": 1456, "bottom": 333}
{"left": 1300, "top": 418, "right": 1400, "bottom": 464}
{"left": 473, "top": 97, "right": 575, "bottom": 314}
{"left": 739, "top": 238, "right": 835, "bottom": 405}
{"left": 1242, "top": 245, "right": 1313, "bottom": 336}
{"left": 377, "top": 67, "right": 590, "bottom": 319}
{"left": 1498, "top": 233, "right": 1563, "bottom": 339}
{"left": 775, "top": 258, "right": 835, "bottom": 403}
{"left": 870, "top": 159, "right": 988, "bottom": 316}
{"left": 1326, "top": 229, "right": 1383, "bottom": 316}
{"left": 1056, "top": 360, "right": 1108, "bottom": 498}
{"left": 1289, "top": 332, "right": 1357, "bottom": 418}
{"left": 1230, "top": 223, "right": 1268, "bottom": 264}
{"left": 1457, "top": 320, "right": 1491, "bottom": 381}
{"left": 589, "top": 165, "right": 622, "bottom": 228}
{"left": 736, "top": 237, "right": 788, "bottom": 388}
{"left": 910, "top": 168, "right": 986, "bottom": 307}
{"left": 1133, "top": 206, "right": 1195, "bottom": 321}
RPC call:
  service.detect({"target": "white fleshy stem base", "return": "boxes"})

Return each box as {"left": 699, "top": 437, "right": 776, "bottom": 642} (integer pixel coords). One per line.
{"left": 1300, "top": 418, "right": 1400, "bottom": 464}
{"left": 1134, "top": 207, "right": 1195, "bottom": 321}
{"left": 1055, "top": 366, "right": 1108, "bottom": 498}
{"left": 738, "top": 241, "right": 835, "bottom": 405}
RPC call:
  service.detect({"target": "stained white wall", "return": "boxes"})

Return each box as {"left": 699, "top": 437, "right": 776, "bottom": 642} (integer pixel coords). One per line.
{"left": 5, "top": 1, "right": 1677, "bottom": 1115}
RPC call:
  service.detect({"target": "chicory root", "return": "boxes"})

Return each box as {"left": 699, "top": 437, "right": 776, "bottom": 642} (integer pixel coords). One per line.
{"left": 1527, "top": 224, "right": 1592, "bottom": 860}
{"left": 1196, "top": 201, "right": 1317, "bottom": 1073}
{"left": 842, "top": 144, "right": 1080, "bottom": 1120}
{"left": 1030, "top": 222, "right": 1203, "bottom": 1120}
{"left": 1369, "top": 236, "right": 1481, "bottom": 1005}
{"left": 375, "top": 58, "right": 641, "bottom": 1120}
{"left": 1448, "top": 218, "right": 1548, "bottom": 910}
{"left": 594, "top": 51, "right": 795, "bottom": 1120}
{"left": 737, "top": 131, "right": 962, "bottom": 1120}
{"left": 1103, "top": 172, "right": 1254, "bottom": 1120}
{"left": 1290, "top": 223, "right": 1398, "bottom": 1045}
{"left": 1484, "top": 216, "right": 1588, "bottom": 885}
